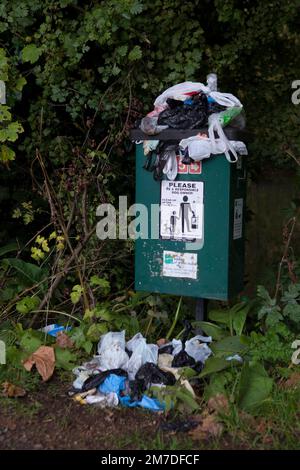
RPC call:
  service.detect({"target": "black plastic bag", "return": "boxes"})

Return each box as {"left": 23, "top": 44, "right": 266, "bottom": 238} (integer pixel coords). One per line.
{"left": 171, "top": 349, "right": 196, "bottom": 368}
{"left": 130, "top": 362, "right": 176, "bottom": 401}
{"left": 82, "top": 368, "right": 128, "bottom": 392}
{"left": 157, "top": 92, "right": 208, "bottom": 129}
{"left": 158, "top": 343, "right": 174, "bottom": 355}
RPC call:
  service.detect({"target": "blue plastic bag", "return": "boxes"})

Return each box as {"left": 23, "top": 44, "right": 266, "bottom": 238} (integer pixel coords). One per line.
{"left": 119, "top": 394, "right": 165, "bottom": 411}
{"left": 98, "top": 374, "right": 127, "bottom": 395}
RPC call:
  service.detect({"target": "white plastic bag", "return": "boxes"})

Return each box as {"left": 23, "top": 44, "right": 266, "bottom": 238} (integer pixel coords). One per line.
{"left": 209, "top": 91, "right": 242, "bottom": 108}
{"left": 208, "top": 114, "right": 238, "bottom": 163}
{"left": 185, "top": 336, "right": 212, "bottom": 363}
{"left": 97, "top": 331, "right": 129, "bottom": 370}
{"left": 143, "top": 140, "right": 159, "bottom": 156}
{"left": 86, "top": 392, "right": 119, "bottom": 407}
{"left": 162, "top": 150, "right": 178, "bottom": 180}
{"left": 154, "top": 81, "right": 209, "bottom": 107}
{"left": 126, "top": 333, "right": 158, "bottom": 380}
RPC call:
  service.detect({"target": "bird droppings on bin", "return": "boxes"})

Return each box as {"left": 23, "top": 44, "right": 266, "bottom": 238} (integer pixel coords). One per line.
{"left": 135, "top": 75, "right": 247, "bottom": 182}
{"left": 69, "top": 327, "right": 213, "bottom": 412}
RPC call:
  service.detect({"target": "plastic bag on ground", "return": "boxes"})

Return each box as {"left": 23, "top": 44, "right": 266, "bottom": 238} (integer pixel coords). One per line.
{"left": 97, "top": 331, "right": 129, "bottom": 370}
{"left": 129, "top": 362, "right": 176, "bottom": 401}
{"left": 119, "top": 394, "right": 165, "bottom": 411}
{"left": 98, "top": 374, "right": 127, "bottom": 395}
{"left": 82, "top": 368, "right": 128, "bottom": 392}
{"left": 126, "top": 333, "right": 158, "bottom": 381}
{"left": 185, "top": 336, "right": 212, "bottom": 363}
{"left": 86, "top": 392, "right": 119, "bottom": 407}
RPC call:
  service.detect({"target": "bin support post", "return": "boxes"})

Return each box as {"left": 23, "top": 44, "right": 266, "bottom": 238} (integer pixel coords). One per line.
{"left": 195, "top": 298, "right": 207, "bottom": 334}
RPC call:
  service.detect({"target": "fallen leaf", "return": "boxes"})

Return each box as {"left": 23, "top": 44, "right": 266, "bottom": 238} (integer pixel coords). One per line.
{"left": 283, "top": 372, "right": 300, "bottom": 389}
{"left": 262, "top": 434, "right": 274, "bottom": 446}
{"left": 256, "top": 418, "right": 267, "bottom": 434}
{"left": 189, "top": 413, "right": 223, "bottom": 440}
{"left": 23, "top": 345, "right": 55, "bottom": 381}
{"left": 2, "top": 382, "right": 26, "bottom": 398}
{"left": 55, "top": 331, "right": 74, "bottom": 349}
{"left": 238, "top": 410, "right": 256, "bottom": 428}
{"left": 207, "top": 394, "right": 229, "bottom": 415}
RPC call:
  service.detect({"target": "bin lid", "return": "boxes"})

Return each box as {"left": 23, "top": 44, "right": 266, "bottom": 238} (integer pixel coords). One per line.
{"left": 130, "top": 127, "right": 250, "bottom": 142}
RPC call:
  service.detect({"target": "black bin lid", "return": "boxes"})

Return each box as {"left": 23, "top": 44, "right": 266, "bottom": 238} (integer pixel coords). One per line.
{"left": 130, "top": 127, "right": 250, "bottom": 142}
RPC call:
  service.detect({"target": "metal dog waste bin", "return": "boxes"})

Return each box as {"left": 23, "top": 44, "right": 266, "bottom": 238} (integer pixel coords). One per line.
{"left": 131, "top": 128, "right": 248, "bottom": 301}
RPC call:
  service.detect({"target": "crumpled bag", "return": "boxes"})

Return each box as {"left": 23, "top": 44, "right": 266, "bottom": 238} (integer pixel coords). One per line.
{"left": 97, "top": 331, "right": 129, "bottom": 370}
{"left": 143, "top": 140, "right": 159, "bottom": 156}
{"left": 154, "top": 82, "right": 210, "bottom": 107}
{"left": 86, "top": 392, "right": 119, "bottom": 407}
{"left": 162, "top": 150, "right": 177, "bottom": 181}
{"left": 119, "top": 394, "right": 165, "bottom": 411}
{"left": 126, "top": 333, "right": 158, "bottom": 381}
{"left": 185, "top": 335, "right": 212, "bottom": 363}
{"left": 140, "top": 116, "right": 168, "bottom": 135}
{"left": 157, "top": 93, "right": 208, "bottom": 129}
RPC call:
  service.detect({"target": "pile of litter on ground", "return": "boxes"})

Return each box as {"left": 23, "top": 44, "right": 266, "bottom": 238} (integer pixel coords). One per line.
{"left": 69, "top": 328, "right": 212, "bottom": 411}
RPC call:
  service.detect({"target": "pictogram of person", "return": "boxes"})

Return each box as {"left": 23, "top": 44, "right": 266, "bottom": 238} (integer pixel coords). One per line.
{"left": 179, "top": 195, "right": 193, "bottom": 233}
{"left": 169, "top": 211, "right": 179, "bottom": 237}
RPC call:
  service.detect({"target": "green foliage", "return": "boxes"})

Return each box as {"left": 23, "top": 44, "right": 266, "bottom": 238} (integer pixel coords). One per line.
{"left": 16, "top": 295, "right": 39, "bottom": 314}
{"left": 150, "top": 384, "right": 199, "bottom": 413}
{"left": 21, "top": 44, "right": 42, "bottom": 64}
{"left": 208, "top": 301, "right": 252, "bottom": 336}
{"left": 70, "top": 285, "right": 84, "bottom": 304}
{"left": 54, "top": 347, "right": 77, "bottom": 370}
{"left": 249, "top": 323, "right": 294, "bottom": 365}
{"left": 237, "top": 362, "right": 273, "bottom": 411}
{"left": 257, "top": 283, "right": 300, "bottom": 328}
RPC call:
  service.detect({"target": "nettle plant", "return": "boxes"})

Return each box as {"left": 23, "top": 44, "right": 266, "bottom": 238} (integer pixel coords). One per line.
{"left": 257, "top": 284, "right": 300, "bottom": 328}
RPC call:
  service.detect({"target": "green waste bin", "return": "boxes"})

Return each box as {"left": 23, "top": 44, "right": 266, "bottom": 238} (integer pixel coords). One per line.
{"left": 131, "top": 128, "right": 248, "bottom": 301}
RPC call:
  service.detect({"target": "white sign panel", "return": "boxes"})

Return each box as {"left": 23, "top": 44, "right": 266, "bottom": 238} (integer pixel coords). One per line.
{"left": 160, "top": 180, "right": 204, "bottom": 240}
{"left": 162, "top": 251, "right": 198, "bottom": 279}
{"left": 233, "top": 198, "right": 243, "bottom": 240}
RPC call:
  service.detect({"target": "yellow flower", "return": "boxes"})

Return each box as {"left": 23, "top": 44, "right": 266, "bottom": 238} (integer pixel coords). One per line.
{"left": 41, "top": 239, "right": 50, "bottom": 253}
{"left": 31, "top": 247, "right": 45, "bottom": 261}
{"left": 56, "top": 235, "right": 65, "bottom": 251}
{"left": 36, "top": 235, "right": 44, "bottom": 245}
{"left": 49, "top": 231, "right": 57, "bottom": 240}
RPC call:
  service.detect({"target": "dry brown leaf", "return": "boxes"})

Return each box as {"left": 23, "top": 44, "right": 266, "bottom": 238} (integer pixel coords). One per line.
{"left": 282, "top": 372, "right": 300, "bottom": 389}
{"left": 207, "top": 394, "right": 229, "bottom": 415}
{"left": 157, "top": 338, "right": 167, "bottom": 347}
{"left": 238, "top": 410, "right": 257, "bottom": 428}
{"left": 256, "top": 418, "right": 267, "bottom": 434}
{"left": 55, "top": 331, "right": 74, "bottom": 349}
{"left": 189, "top": 413, "right": 223, "bottom": 440}
{"left": 23, "top": 346, "right": 55, "bottom": 381}
{"left": 2, "top": 382, "right": 26, "bottom": 398}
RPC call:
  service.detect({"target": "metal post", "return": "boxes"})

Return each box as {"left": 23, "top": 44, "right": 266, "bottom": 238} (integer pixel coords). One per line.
{"left": 195, "top": 297, "right": 207, "bottom": 334}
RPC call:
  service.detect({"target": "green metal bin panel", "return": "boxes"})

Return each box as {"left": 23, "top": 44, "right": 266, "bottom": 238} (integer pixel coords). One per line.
{"left": 135, "top": 143, "right": 246, "bottom": 301}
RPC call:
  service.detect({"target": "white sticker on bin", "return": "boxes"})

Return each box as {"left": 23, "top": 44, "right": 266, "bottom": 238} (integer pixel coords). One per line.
{"left": 160, "top": 180, "right": 203, "bottom": 241}
{"left": 162, "top": 251, "right": 198, "bottom": 279}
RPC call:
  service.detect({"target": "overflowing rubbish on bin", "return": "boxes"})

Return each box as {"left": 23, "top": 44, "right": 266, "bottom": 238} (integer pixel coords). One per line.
{"left": 69, "top": 329, "right": 213, "bottom": 412}
{"left": 137, "top": 75, "right": 247, "bottom": 181}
